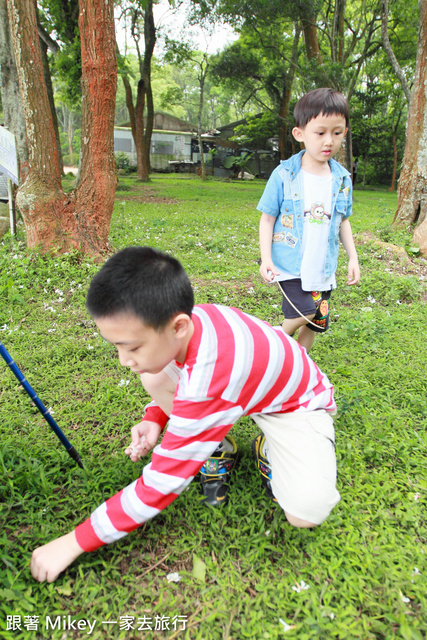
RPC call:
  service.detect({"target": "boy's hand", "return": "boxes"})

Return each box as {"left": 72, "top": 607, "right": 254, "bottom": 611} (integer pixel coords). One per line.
{"left": 347, "top": 258, "right": 360, "bottom": 285}
{"left": 31, "top": 531, "right": 84, "bottom": 583}
{"left": 260, "top": 261, "right": 280, "bottom": 282}
{"left": 125, "top": 420, "right": 162, "bottom": 461}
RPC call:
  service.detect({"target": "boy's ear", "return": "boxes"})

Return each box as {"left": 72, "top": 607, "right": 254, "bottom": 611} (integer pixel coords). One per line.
{"left": 292, "top": 126, "right": 304, "bottom": 142}
{"left": 172, "top": 313, "right": 192, "bottom": 337}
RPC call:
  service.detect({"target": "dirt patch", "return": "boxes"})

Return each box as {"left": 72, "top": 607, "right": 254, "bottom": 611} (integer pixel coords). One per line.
{"left": 356, "top": 230, "right": 427, "bottom": 281}
{"left": 119, "top": 194, "right": 179, "bottom": 204}
{"left": 117, "top": 187, "right": 179, "bottom": 205}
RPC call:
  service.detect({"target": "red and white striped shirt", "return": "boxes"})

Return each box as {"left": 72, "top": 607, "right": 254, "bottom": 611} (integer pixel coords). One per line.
{"left": 75, "top": 304, "right": 335, "bottom": 551}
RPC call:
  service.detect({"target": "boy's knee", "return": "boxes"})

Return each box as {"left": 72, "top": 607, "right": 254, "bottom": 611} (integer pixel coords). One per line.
{"left": 140, "top": 370, "right": 176, "bottom": 416}
{"left": 141, "top": 372, "right": 165, "bottom": 396}
{"left": 285, "top": 512, "right": 318, "bottom": 528}
{"left": 282, "top": 314, "right": 315, "bottom": 336}
{"left": 273, "top": 480, "right": 340, "bottom": 528}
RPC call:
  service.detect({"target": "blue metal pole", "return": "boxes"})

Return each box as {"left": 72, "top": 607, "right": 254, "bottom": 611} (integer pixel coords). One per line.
{"left": 0, "top": 341, "right": 84, "bottom": 469}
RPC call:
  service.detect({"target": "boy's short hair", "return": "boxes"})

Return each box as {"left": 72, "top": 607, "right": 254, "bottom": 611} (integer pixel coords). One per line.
{"left": 86, "top": 246, "right": 194, "bottom": 329}
{"left": 294, "top": 88, "right": 349, "bottom": 128}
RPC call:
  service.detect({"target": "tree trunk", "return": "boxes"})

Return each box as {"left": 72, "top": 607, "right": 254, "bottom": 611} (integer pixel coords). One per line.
{"left": 7, "top": 0, "right": 117, "bottom": 254}
{"left": 140, "top": 0, "right": 156, "bottom": 181}
{"left": 362, "top": 156, "right": 368, "bottom": 186}
{"left": 141, "top": 82, "right": 153, "bottom": 181}
{"left": 197, "top": 60, "right": 209, "bottom": 180}
{"left": 198, "top": 91, "right": 206, "bottom": 179}
{"left": 67, "top": 110, "right": 75, "bottom": 165}
{"left": 388, "top": 111, "right": 401, "bottom": 192}
{"left": 39, "top": 35, "right": 63, "bottom": 175}
{"left": 301, "top": 16, "right": 323, "bottom": 64}
{"left": 123, "top": 1, "right": 156, "bottom": 182}
{"left": 393, "top": 0, "right": 427, "bottom": 255}
{"left": 381, "top": 0, "right": 411, "bottom": 104}
{"left": 389, "top": 129, "right": 398, "bottom": 192}
{"left": 278, "top": 87, "right": 292, "bottom": 160}
{"left": 123, "top": 75, "right": 147, "bottom": 181}
{"left": 279, "top": 23, "right": 300, "bottom": 160}
{"left": 0, "top": 0, "right": 28, "bottom": 175}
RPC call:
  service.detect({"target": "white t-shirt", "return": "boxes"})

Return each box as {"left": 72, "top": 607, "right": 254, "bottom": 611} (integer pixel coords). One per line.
{"left": 274, "top": 170, "right": 336, "bottom": 291}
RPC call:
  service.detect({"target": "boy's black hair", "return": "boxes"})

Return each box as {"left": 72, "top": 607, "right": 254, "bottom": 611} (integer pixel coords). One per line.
{"left": 294, "top": 88, "right": 349, "bottom": 128}
{"left": 86, "top": 246, "right": 194, "bottom": 329}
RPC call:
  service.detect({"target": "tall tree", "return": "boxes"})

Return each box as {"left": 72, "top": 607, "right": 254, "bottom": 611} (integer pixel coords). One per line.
{"left": 163, "top": 38, "right": 212, "bottom": 178}
{"left": 393, "top": 0, "right": 427, "bottom": 255}
{"left": 118, "top": 1, "right": 157, "bottom": 182}
{"left": 199, "top": 0, "right": 384, "bottom": 168}
{"left": 381, "top": 0, "right": 411, "bottom": 103}
{"left": 7, "top": 0, "right": 117, "bottom": 254}
{"left": 210, "top": 21, "right": 301, "bottom": 159}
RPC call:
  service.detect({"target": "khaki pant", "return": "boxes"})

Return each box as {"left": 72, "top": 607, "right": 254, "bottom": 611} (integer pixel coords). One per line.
{"left": 163, "top": 362, "right": 340, "bottom": 523}
{"left": 252, "top": 410, "right": 340, "bottom": 524}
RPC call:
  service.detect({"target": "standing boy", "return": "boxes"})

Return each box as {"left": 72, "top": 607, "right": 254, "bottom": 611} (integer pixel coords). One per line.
{"left": 258, "top": 88, "right": 360, "bottom": 352}
{"left": 31, "top": 246, "right": 340, "bottom": 583}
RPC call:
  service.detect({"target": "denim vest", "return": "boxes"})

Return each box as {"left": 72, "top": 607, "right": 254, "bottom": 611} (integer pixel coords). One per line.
{"left": 257, "top": 151, "right": 352, "bottom": 278}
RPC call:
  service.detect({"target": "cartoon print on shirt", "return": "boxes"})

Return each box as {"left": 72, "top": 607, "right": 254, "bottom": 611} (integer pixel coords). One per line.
{"left": 339, "top": 182, "right": 350, "bottom": 198}
{"left": 281, "top": 213, "right": 294, "bottom": 229}
{"left": 304, "top": 202, "right": 331, "bottom": 224}
{"left": 273, "top": 231, "right": 298, "bottom": 248}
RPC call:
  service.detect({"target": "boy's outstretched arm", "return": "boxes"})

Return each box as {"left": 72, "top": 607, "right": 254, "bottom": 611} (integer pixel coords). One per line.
{"left": 259, "top": 213, "right": 280, "bottom": 281}
{"left": 31, "top": 531, "right": 84, "bottom": 583}
{"left": 340, "top": 218, "right": 360, "bottom": 285}
{"left": 31, "top": 419, "right": 163, "bottom": 582}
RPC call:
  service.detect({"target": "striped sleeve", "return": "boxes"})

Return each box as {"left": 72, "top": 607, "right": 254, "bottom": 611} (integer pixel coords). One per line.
{"left": 75, "top": 304, "right": 335, "bottom": 551}
{"left": 75, "top": 404, "right": 244, "bottom": 552}
{"left": 142, "top": 401, "right": 169, "bottom": 431}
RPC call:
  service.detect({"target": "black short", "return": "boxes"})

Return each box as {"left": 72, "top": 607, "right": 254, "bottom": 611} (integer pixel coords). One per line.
{"left": 278, "top": 279, "right": 332, "bottom": 333}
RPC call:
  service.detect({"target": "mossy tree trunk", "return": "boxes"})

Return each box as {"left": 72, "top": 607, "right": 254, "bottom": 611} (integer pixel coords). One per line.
{"left": 6, "top": 0, "right": 117, "bottom": 255}
{"left": 392, "top": 0, "right": 427, "bottom": 255}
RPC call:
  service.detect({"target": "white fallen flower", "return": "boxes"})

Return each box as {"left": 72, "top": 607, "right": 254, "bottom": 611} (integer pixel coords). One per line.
{"left": 400, "top": 591, "right": 410, "bottom": 604}
{"left": 279, "top": 619, "right": 296, "bottom": 633}
{"left": 118, "top": 379, "right": 130, "bottom": 387}
{"left": 166, "top": 572, "right": 182, "bottom": 583}
{"left": 292, "top": 580, "right": 310, "bottom": 593}
{"left": 412, "top": 567, "right": 421, "bottom": 576}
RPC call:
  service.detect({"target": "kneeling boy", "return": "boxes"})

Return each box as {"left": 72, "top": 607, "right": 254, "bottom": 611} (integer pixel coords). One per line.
{"left": 31, "top": 246, "right": 340, "bottom": 583}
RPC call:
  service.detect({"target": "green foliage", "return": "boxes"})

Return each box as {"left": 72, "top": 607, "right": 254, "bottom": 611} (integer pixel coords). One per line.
{"left": 351, "top": 75, "right": 408, "bottom": 185}
{"left": 231, "top": 112, "right": 281, "bottom": 149}
{"left": 1, "top": 177, "right": 426, "bottom": 638}
{"left": 51, "top": 39, "right": 82, "bottom": 109}
{"left": 114, "top": 152, "right": 136, "bottom": 174}
{"left": 222, "top": 151, "right": 253, "bottom": 176}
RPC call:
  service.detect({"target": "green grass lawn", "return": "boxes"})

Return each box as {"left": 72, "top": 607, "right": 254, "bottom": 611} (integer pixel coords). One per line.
{"left": 0, "top": 175, "right": 426, "bottom": 639}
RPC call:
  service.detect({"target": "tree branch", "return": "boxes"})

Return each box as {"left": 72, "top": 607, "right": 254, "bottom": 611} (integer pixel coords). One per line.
{"left": 380, "top": 0, "right": 411, "bottom": 103}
